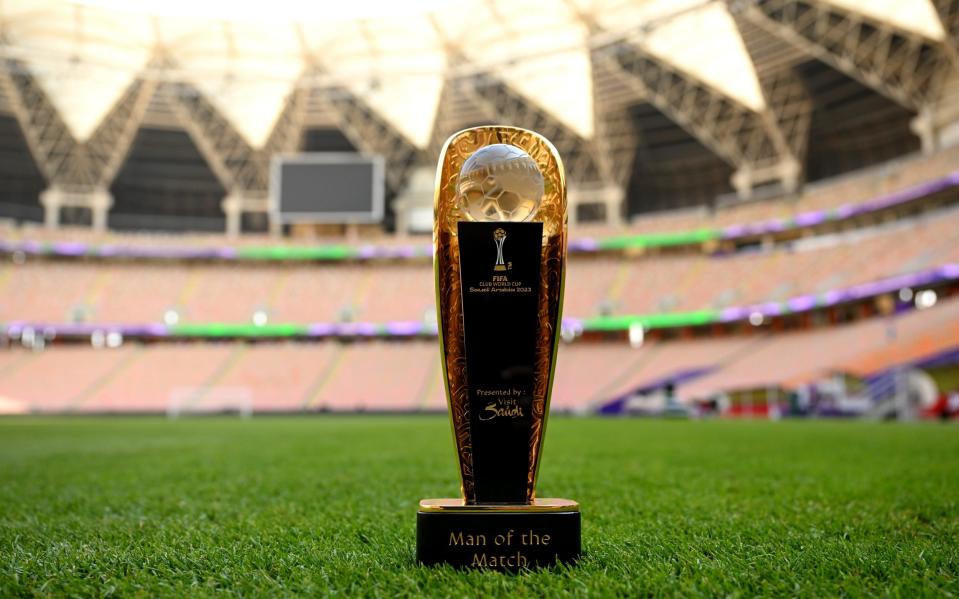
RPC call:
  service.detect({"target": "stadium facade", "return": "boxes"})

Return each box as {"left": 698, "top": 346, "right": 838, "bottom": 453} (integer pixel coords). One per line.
{"left": 0, "top": 0, "right": 957, "bottom": 233}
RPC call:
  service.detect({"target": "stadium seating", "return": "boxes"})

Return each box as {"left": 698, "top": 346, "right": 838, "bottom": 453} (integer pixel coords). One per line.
{"left": 2, "top": 148, "right": 958, "bottom": 416}
{"left": 2, "top": 295, "right": 956, "bottom": 415}
{"left": 59, "top": 345, "right": 236, "bottom": 413}
{"left": 202, "top": 342, "right": 340, "bottom": 413}
{"left": 3, "top": 207, "right": 957, "bottom": 325}
{"left": 316, "top": 342, "right": 438, "bottom": 411}
{"left": 681, "top": 296, "right": 959, "bottom": 403}
{"left": 0, "top": 345, "right": 141, "bottom": 412}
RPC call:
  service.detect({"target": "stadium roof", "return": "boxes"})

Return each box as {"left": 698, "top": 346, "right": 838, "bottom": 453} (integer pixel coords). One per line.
{"left": 0, "top": 0, "right": 940, "bottom": 148}
{"left": 0, "top": 0, "right": 953, "bottom": 213}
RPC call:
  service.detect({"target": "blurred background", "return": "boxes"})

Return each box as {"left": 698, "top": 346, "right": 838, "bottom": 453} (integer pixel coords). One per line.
{"left": 0, "top": 0, "right": 957, "bottom": 420}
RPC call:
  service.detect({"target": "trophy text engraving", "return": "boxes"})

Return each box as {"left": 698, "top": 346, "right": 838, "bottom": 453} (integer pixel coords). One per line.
{"left": 478, "top": 397, "right": 526, "bottom": 421}
{"left": 448, "top": 527, "right": 553, "bottom": 569}
{"left": 467, "top": 275, "right": 532, "bottom": 295}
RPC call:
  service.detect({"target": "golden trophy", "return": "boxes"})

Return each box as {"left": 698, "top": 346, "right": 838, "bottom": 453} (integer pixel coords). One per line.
{"left": 416, "top": 126, "right": 579, "bottom": 569}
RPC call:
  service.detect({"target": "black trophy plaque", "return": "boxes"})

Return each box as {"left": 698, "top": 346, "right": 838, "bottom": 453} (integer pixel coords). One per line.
{"left": 459, "top": 220, "right": 542, "bottom": 503}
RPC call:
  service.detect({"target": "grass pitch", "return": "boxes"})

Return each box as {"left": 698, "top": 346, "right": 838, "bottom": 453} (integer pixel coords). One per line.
{"left": 1, "top": 417, "right": 957, "bottom": 597}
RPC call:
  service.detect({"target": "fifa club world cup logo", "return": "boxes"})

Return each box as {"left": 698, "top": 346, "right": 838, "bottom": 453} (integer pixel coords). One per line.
{"left": 493, "top": 228, "right": 507, "bottom": 271}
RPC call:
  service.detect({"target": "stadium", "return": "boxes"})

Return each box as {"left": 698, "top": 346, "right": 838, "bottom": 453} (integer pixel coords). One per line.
{"left": 1, "top": 0, "right": 958, "bottom": 594}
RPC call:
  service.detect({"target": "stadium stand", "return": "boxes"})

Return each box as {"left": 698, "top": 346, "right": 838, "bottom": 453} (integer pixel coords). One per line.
{"left": 3, "top": 205, "right": 957, "bottom": 326}
{"left": 91, "top": 344, "right": 243, "bottom": 413}
{"left": 2, "top": 295, "right": 956, "bottom": 415}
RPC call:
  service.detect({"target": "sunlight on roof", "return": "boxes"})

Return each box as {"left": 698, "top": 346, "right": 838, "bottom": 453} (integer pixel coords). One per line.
{"left": 73, "top": 0, "right": 447, "bottom": 23}
{"left": 820, "top": 0, "right": 945, "bottom": 41}
{"left": 2, "top": 0, "right": 892, "bottom": 143}
{"left": 640, "top": 3, "right": 766, "bottom": 111}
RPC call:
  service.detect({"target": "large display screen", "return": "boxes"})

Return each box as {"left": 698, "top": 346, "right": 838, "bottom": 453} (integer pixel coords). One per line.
{"left": 271, "top": 154, "right": 384, "bottom": 223}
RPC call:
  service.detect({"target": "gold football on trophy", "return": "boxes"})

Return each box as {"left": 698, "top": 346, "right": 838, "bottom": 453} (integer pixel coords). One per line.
{"left": 456, "top": 144, "right": 544, "bottom": 222}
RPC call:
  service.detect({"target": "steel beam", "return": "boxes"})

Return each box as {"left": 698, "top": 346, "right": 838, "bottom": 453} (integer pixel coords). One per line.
{"left": 739, "top": 0, "right": 952, "bottom": 110}
{"left": 596, "top": 39, "right": 790, "bottom": 197}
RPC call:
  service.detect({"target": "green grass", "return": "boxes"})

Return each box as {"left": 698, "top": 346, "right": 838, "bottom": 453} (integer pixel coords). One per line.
{"left": 1, "top": 417, "right": 957, "bottom": 597}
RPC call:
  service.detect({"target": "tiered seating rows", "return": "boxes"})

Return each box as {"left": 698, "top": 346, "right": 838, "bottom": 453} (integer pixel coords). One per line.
{"left": 2, "top": 296, "right": 956, "bottom": 414}
{"left": 2, "top": 209, "right": 957, "bottom": 324}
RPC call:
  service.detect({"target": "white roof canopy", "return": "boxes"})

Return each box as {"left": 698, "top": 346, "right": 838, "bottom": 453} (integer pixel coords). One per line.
{"left": 636, "top": 2, "right": 766, "bottom": 112}
{"left": 0, "top": 0, "right": 948, "bottom": 147}
{"left": 820, "top": 0, "right": 946, "bottom": 42}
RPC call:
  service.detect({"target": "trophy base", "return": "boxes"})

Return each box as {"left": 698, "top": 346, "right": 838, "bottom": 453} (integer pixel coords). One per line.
{"left": 416, "top": 498, "right": 580, "bottom": 569}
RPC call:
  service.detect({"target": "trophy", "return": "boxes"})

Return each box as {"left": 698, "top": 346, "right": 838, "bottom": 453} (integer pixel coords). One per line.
{"left": 416, "top": 126, "right": 579, "bottom": 569}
